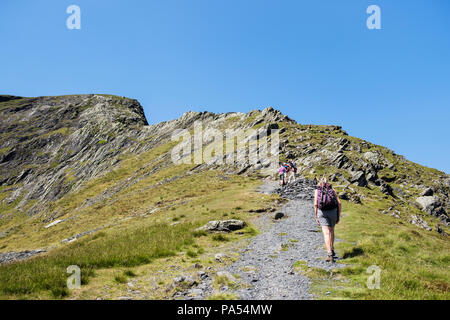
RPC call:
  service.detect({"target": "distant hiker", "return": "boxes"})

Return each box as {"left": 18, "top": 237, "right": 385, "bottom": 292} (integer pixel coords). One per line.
{"left": 287, "top": 160, "right": 297, "bottom": 184}
{"left": 279, "top": 164, "right": 287, "bottom": 186}
{"left": 280, "top": 161, "right": 298, "bottom": 185}
{"left": 308, "top": 124, "right": 312, "bottom": 130}
{"left": 314, "top": 175, "right": 341, "bottom": 262}
{"left": 282, "top": 162, "right": 292, "bottom": 185}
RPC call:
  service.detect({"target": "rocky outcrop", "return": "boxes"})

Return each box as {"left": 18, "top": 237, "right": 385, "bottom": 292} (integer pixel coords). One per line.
{"left": 197, "top": 220, "right": 246, "bottom": 232}
{"left": 350, "top": 171, "right": 368, "bottom": 187}
{"left": 416, "top": 196, "right": 445, "bottom": 217}
{"left": 0, "top": 94, "right": 149, "bottom": 215}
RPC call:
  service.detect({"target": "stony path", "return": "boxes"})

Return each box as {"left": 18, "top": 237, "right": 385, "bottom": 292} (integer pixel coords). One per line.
{"left": 225, "top": 179, "right": 338, "bottom": 300}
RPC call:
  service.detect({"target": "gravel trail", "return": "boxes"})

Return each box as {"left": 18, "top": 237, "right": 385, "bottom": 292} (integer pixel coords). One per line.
{"left": 226, "top": 179, "right": 339, "bottom": 300}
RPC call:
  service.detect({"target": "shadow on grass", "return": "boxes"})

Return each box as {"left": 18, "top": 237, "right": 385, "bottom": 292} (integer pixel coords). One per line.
{"left": 342, "top": 247, "right": 364, "bottom": 259}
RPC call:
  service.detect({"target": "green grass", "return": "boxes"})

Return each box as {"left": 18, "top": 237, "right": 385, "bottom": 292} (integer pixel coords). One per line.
{"left": 213, "top": 275, "right": 237, "bottom": 290}
{"left": 186, "top": 250, "right": 198, "bottom": 258}
{"left": 212, "top": 234, "right": 230, "bottom": 242}
{"left": 123, "top": 270, "right": 137, "bottom": 277}
{"left": 114, "top": 275, "right": 127, "bottom": 284}
{"left": 0, "top": 222, "right": 194, "bottom": 298}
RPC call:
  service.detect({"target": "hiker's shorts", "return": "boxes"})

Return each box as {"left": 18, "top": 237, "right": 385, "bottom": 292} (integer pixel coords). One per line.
{"left": 317, "top": 208, "right": 338, "bottom": 227}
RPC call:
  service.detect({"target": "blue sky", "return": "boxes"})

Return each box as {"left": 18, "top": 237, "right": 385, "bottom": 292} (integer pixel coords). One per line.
{"left": 1, "top": 1, "right": 449, "bottom": 173}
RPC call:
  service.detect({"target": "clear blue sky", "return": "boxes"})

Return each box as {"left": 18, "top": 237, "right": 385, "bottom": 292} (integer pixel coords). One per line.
{"left": 1, "top": 1, "right": 449, "bottom": 173}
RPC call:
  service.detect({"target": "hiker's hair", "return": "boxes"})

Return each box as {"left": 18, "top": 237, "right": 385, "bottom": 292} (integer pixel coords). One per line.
{"left": 317, "top": 174, "right": 329, "bottom": 187}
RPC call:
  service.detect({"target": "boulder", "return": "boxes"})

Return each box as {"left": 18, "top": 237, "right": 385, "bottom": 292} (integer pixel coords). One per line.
{"left": 274, "top": 212, "right": 284, "bottom": 220}
{"left": 198, "top": 220, "right": 246, "bottom": 232}
{"left": 416, "top": 196, "right": 442, "bottom": 216}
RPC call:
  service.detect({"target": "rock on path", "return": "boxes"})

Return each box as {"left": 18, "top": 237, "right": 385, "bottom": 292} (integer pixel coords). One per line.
{"left": 226, "top": 179, "right": 341, "bottom": 300}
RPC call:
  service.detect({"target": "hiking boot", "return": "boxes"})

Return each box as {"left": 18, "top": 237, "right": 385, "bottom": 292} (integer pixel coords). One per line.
{"left": 332, "top": 250, "right": 339, "bottom": 260}
{"left": 326, "top": 253, "right": 335, "bottom": 263}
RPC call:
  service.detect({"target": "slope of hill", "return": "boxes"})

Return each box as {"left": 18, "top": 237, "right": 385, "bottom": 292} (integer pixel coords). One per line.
{"left": 0, "top": 94, "right": 448, "bottom": 299}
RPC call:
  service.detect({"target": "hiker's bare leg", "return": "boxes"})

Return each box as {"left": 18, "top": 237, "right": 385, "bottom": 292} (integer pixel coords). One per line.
{"left": 321, "top": 226, "right": 332, "bottom": 253}
{"left": 330, "top": 227, "right": 335, "bottom": 252}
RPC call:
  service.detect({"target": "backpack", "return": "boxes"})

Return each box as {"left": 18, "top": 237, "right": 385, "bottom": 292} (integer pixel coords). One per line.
{"left": 288, "top": 161, "right": 297, "bottom": 173}
{"left": 317, "top": 184, "right": 338, "bottom": 210}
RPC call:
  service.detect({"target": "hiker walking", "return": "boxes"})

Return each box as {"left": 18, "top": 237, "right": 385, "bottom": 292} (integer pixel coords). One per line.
{"left": 278, "top": 164, "right": 287, "bottom": 186}
{"left": 314, "top": 175, "right": 341, "bottom": 262}
{"left": 282, "top": 162, "right": 292, "bottom": 185}
{"left": 287, "top": 160, "right": 297, "bottom": 183}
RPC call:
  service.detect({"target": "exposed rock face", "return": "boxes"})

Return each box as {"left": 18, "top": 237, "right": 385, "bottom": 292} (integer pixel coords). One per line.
{"left": 0, "top": 94, "right": 149, "bottom": 215}
{"left": 350, "top": 171, "right": 368, "bottom": 187}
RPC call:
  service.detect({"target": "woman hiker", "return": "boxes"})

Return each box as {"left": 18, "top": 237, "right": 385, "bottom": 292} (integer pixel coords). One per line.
{"left": 314, "top": 175, "right": 341, "bottom": 262}
{"left": 278, "top": 164, "right": 287, "bottom": 186}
